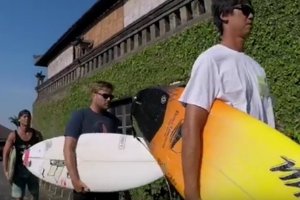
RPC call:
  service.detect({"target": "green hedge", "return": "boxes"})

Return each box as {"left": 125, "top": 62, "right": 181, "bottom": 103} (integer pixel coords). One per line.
{"left": 33, "top": 0, "right": 300, "bottom": 198}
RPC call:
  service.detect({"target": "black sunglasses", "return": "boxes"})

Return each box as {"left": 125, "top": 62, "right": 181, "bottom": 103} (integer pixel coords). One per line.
{"left": 233, "top": 5, "right": 254, "bottom": 17}
{"left": 97, "top": 92, "right": 114, "bottom": 100}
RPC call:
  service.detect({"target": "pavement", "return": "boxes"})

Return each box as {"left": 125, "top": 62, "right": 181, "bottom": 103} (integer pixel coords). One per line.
{"left": 0, "top": 161, "right": 70, "bottom": 200}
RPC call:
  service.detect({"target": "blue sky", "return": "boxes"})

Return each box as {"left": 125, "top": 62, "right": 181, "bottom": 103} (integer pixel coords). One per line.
{"left": 0, "top": 0, "right": 96, "bottom": 130}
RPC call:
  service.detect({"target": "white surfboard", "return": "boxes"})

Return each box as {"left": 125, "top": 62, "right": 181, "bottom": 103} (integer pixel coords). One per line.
{"left": 22, "top": 133, "right": 163, "bottom": 192}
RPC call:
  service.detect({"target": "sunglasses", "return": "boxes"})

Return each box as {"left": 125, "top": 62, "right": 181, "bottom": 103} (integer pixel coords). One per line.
{"left": 96, "top": 92, "right": 114, "bottom": 100}
{"left": 233, "top": 4, "right": 254, "bottom": 17}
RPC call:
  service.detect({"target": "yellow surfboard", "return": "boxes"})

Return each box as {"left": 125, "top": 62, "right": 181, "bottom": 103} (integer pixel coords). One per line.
{"left": 131, "top": 86, "right": 300, "bottom": 199}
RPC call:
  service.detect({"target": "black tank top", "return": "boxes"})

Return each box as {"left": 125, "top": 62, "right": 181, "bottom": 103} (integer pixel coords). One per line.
{"left": 14, "top": 129, "right": 40, "bottom": 166}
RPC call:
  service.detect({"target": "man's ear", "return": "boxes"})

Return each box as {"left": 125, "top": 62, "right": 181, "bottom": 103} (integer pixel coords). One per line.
{"left": 220, "top": 13, "right": 229, "bottom": 23}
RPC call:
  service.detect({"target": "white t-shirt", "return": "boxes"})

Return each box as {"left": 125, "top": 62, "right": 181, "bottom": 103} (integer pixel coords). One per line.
{"left": 179, "top": 44, "right": 275, "bottom": 128}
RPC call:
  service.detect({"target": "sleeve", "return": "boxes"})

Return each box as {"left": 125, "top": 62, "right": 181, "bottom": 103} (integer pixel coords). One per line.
{"left": 64, "top": 110, "right": 83, "bottom": 140}
{"left": 178, "top": 55, "right": 219, "bottom": 112}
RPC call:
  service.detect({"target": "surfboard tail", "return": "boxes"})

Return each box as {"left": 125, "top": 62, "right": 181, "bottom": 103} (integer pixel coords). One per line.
{"left": 23, "top": 149, "right": 30, "bottom": 167}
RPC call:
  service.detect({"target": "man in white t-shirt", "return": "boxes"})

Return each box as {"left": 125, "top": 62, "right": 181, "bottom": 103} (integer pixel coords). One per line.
{"left": 179, "top": 0, "right": 275, "bottom": 199}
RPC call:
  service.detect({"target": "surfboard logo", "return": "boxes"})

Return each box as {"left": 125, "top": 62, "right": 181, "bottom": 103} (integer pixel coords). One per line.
{"left": 47, "top": 159, "right": 69, "bottom": 183}
{"left": 161, "top": 95, "right": 167, "bottom": 104}
{"left": 162, "top": 110, "right": 180, "bottom": 150}
{"left": 270, "top": 156, "right": 300, "bottom": 197}
{"left": 169, "top": 122, "right": 183, "bottom": 154}
{"left": 118, "top": 135, "right": 126, "bottom": 150}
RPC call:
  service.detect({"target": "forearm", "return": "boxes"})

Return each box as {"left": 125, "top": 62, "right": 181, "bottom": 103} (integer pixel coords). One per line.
{"left": 64, "top": 150, "right": 80, "bottom": 181}
{"left": 2, "top": 152, "right": 9, "bottom": 173}
{"left": 182, "top": 132, "right": 201, "bottom": 191}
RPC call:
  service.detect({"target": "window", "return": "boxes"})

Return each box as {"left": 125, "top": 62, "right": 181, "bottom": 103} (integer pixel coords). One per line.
{"left": 109, "top": 98, "right": 133, "bottom": 135}
{"left": 72, "top": 37, "right": 93, "bottom": 59}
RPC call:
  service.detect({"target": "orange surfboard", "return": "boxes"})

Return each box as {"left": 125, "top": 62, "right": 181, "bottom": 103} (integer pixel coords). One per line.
{"left": 131, "top": 86, "right": 300, "bottom": 199}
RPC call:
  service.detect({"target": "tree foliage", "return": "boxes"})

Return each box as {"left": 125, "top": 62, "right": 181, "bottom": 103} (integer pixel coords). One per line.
{"left": 9, "top": 115, "right": 18, "bottom": 128}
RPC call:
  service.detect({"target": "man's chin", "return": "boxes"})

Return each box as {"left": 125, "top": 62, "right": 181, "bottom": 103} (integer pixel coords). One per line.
{"left": 103, "top": 104, "right": 109, "bottom": 109}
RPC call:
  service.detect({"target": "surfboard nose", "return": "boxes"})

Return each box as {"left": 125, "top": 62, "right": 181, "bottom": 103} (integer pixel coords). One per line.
{"left": 131, "top": 87, "right": 169, "bottom": 142}
{"left": 23, "top": 149, "right": 30, "bottom": 167}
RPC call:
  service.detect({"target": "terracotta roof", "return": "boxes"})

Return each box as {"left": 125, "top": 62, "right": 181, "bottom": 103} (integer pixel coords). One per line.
{"left": 35, "top": 0, "right": 119, "bottom": 67}
{"left": 0, "top": 124, "right": 12, "bottom": 140}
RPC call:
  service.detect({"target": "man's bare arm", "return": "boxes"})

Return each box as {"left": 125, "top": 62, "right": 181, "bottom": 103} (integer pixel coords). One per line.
{"left": 182, "top": 104, "right": 209, "bottom": 198}
{"left": 63, "top": 110, "right": 83, "bottom": 183}
{"left": 3, "top": 132, "right": 15, "bottom": 173}
{"left": 63, "top": 136, "right": 80, "bottom": 181}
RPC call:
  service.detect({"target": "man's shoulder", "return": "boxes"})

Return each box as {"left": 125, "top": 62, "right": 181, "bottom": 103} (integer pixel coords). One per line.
{"left": 198, "top": 44, "right": 249, "bottom": 62}
{"left": 199, "top": 44, "right": 224, "bottom": 57}
{"left": 104, "top": 111, "right": 119, "bottom": 121}
{"left": 71, "top": 108, "right": 89, "bottom": 117}
{"left": 30, "top": 128, "right": 43, "bottom": 141}
{"left": 31, "top": 128, "right": 40, "bottom": 133}
{"left": 7, "top": 131, "right": 16, "bottom": 140}
{"left": 76, "top": 108, "right": 90, "bottom": 113}
{"left": 193, "top": 45, "right": 226, "bottom": 67}
{"left": 190, "top": 45, "right": 222, "bottom": 74}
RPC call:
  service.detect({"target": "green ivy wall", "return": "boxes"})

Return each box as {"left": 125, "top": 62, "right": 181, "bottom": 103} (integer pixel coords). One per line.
{"left": 33, "top": 0, "right": 300, "bottom": 198}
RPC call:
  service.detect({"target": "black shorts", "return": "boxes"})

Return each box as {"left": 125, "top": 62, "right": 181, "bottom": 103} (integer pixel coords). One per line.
{"left": 72, "top": 190, "right": 119, "bottom": 200}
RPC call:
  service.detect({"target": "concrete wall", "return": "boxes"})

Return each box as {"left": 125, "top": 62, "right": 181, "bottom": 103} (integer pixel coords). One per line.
{"left": 47, "top": 46, "right": 74, "bottom": 79}
{"left": 123, "top": 0, "right": 167, "bottom": 27}
{"left": 84, "top": 3, "right": 124, "bottom": 47}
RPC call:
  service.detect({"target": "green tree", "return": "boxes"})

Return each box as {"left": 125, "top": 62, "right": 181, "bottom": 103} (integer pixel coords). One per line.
{"left": 9, "top": 115, "right": 18, "bottom": 127}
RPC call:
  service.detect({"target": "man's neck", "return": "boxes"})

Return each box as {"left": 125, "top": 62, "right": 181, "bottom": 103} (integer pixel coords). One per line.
{"left": 220, "top": 33, "right": 245, "bottom": 52}
{"left": 18, "top": 126, "right": 30, "bottom": 133}
{"left": 89, "top": 105, "right": 105, "bottom": 114}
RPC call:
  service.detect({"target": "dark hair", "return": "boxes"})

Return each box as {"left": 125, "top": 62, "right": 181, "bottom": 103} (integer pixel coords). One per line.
{"left": 90, "top": 80, "right": 114, "bottom": 94}
{"left": 211, "top": 0, "right": 252, "bottom": 34}
{"left": 18, "top": 109, "right": 31, "bottom": 119}
{"left": 17, "top": 109, "right": 31, "bottom": 126}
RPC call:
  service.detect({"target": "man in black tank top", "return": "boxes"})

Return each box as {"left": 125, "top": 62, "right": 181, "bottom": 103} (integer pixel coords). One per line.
{"left": 2, "top": 110, "right": 43, "bottom": 200}
{"left": 64, "top": 81, "right": 131, "bottom": 200}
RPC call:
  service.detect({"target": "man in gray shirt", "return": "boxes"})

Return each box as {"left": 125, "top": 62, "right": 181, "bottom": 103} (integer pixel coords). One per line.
{"left": 63, "top": 80, "right": 130, "bottom": 200}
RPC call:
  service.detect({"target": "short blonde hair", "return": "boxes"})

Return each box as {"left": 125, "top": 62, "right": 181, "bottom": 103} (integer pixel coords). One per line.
{"left": 90, "top": 81, "right": 114, "bottom": 94}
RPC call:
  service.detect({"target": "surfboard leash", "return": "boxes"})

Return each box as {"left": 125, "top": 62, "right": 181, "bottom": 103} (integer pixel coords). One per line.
{"left": 130, "top": 96, "right": 173, "bottom": 200}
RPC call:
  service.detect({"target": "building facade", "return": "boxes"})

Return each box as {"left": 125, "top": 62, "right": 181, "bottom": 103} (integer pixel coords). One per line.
{"left": 34, "top": 0, "right": 210, "bottom": 134}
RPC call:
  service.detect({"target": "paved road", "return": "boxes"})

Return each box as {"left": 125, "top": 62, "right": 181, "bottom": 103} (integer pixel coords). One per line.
{"left": 0, "top": 161, "right": 51, "bottom": 200}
